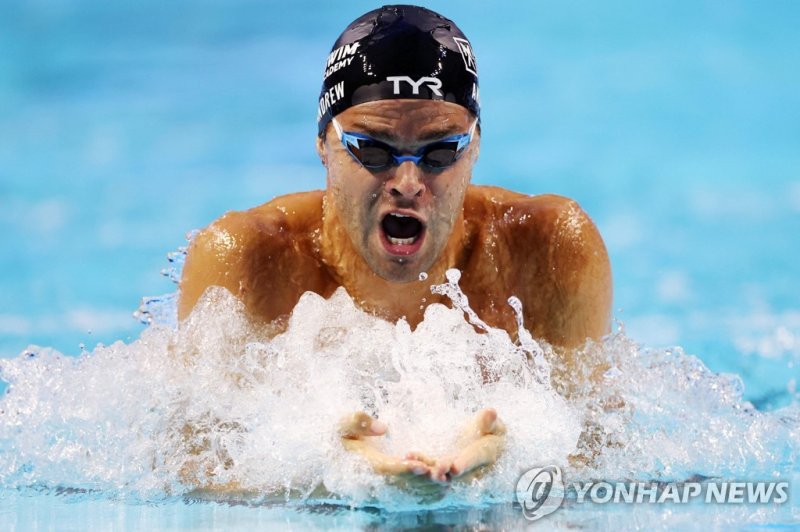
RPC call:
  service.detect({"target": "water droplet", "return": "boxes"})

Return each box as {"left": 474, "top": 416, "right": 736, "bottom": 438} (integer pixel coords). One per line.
{"left": 418, "top": 272, "right": 428, "bottom": 281}
{"left": 445, "top": 268, "right": 461, "bottom": 283}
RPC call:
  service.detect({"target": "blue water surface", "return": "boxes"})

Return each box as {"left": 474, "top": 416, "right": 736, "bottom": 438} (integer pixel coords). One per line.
{"left": 1, "top": 0, "right": 799, "bottom": 528}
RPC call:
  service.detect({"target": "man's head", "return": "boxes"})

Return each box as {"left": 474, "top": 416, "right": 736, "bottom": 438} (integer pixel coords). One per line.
{"left": 316, "top": 5, "right": 481, "bottom": 283}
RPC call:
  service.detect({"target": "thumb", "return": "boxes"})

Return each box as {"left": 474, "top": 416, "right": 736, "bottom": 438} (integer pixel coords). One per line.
{"left": 339, "top": 411, "right": 388, "bottom": 439}
{"left": 477, "top": 408, "right": 498, "bottom": 435}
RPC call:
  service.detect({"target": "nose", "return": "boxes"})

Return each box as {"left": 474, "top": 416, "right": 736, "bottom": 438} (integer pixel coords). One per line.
{"left": 385, "top": 160, "right": 425, "bottom": 199}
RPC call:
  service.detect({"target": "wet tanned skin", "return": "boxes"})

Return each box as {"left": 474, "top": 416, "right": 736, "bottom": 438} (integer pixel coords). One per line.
{"left": 177, "top": 99, "right": 612, "bottom": 487}
{"left": 179, "top": 100, "right": 612, "bottom": 347}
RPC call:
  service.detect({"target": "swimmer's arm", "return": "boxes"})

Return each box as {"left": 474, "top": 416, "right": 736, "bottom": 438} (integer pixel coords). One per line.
{"left": 519, "top": 196, "right": 612, "bottom": 349}
{"left": 178, "top": 211, "right": 300, "bottom": 323}
{"left": 178, "top": 214, "right": 249, "bottom": 321}
{"left": 178, "top": 196, "right": 329, "bottom": 324}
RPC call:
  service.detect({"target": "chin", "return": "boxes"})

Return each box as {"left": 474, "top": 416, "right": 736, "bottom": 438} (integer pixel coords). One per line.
{"left": 368, "top": 255, "right": 428, "bottom": 283}
{"left": 363, "top": 237, "right": 441, "bottom": 283}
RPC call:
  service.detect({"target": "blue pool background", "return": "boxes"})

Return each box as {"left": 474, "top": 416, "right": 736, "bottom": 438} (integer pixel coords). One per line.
{"left": 0, "top": 0, "right": 798, "bottom": 527}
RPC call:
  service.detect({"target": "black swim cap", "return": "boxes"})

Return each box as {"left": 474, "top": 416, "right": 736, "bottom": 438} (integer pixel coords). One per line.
{"left": 317, "top": 4, "right": 480, "bottom": 136}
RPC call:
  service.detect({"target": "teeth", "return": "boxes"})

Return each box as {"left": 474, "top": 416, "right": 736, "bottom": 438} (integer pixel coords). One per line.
{"left": 391, "top": 213, "right": 412, "bottom": 218}
{"left": 388, "top": 236, "right": 416, "bottom": 246}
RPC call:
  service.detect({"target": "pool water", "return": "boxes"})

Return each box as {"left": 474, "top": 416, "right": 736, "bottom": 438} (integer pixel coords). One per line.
{"left": 1, "top": 0, "right": 799, "bottom": 528}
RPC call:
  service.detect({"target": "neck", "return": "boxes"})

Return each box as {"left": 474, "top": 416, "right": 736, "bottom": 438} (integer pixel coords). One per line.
{"left": 319, "top": 193, "right": 469, "bottom": 325}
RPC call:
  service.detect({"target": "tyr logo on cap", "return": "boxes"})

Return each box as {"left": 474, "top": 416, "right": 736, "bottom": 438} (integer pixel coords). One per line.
{"left": 453, "top": 37, "right": 477, "bottom": 76}
{"left": 386, "top": 76, "right": 443, "bottom": 96}
{"left": 317, "top": 5, "right": 481, "bottom": 136}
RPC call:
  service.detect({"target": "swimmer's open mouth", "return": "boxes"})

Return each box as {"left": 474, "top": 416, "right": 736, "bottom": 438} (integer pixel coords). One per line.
{"left": 380, "top": 212, "right": 426, "bottom": 256}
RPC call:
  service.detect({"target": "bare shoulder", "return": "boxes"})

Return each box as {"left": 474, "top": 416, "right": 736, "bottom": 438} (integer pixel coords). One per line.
{"left": 519, "top": 193, "right": 606, "bottom": 261}
{"left": 234, "top": 189, "right": 326, "bottom": 235}
{"left": 186, "top": 190, "right": 325, "bottom": 268}
{"left": 178, "top": 190, "right": 325, "bottom": 320}
{"left": 464, "top": 185, "right": 611, "bottom": 346}
{"left": 465, "top": 186, "right": 604, "bottom": 259}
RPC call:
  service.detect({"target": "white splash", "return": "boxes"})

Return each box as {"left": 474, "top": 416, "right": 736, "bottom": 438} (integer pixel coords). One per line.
{"left": 0, "top": 271, "right": 797, "bottom": 509}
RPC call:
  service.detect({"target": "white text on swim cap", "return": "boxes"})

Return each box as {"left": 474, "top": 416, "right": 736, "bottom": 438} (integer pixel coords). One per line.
{"left": 324, "top": 42, "right": 360, "bottom": 78}
{"left": 386, "top": 76, "right": 443, "bottom": 97}
{"left": 317, "top": 81, "right": 345, "bottom": 122}
{"left": 324, "top": 56, "right": 355, "bottom": 79}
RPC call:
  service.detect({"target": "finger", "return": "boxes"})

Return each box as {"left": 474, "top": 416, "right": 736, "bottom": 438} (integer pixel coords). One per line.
{"left": 405, "top": 460, "right": 432, "bottom": 476}
{"left": 463, "top": 408, "right": 506, "bottom": 438}
{"left": 430, "top": 463, "right": 450, "bottom": 483}
{"left": 343, "top": 439, "right": 430, "bottom": 476}
{"left": 340, "top": 411, "right": 387, "bottom": 439}
{"left": 459, "top": 408, "right": 493, "bottom": 442}
{"left": 450, "top": 434, "right": 504, "bottom": 478}
{"left": 450, "top": 453, "right": 470, "bottom": 478}
{"left": 474, "top": 408, "right": 500, "bottom": 435}
{"left": 404, "top": 451, "right": 437, "bottom": 467}
{"left": 429, "top": 456, "right": 455, "bottom": 483}
{"left": 376, "top": 458, "right": 431, "bottom": 477}
{"left": 477, "top": 408, "right": 497, "bottom": 434}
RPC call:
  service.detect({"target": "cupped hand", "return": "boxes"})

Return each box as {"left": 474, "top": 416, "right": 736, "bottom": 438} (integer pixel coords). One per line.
{"left": 340, "top": 408, "right": 506, "bottom": 485}
{"left": 405, "top": 408, "right": 506, "bottom": 483}
{"left": 339, "top": 411, "right": 432, "bottom": 477}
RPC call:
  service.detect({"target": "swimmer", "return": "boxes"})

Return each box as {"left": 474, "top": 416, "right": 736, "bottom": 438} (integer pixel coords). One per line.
{"left": 178, "top": 5, "right": 611, "bottom": 487}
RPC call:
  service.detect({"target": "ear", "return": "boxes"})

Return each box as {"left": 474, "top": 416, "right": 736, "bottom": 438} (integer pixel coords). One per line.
{"left": 316, "top": 136, "right": 327, "bottom": 167}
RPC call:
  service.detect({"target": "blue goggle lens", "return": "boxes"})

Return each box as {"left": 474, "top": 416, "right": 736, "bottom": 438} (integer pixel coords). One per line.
{"left": 352, "top": 139, "right": 462, "bottom": 169}
{"left": 333, "top": 118, "right": 477, "bottom": 171}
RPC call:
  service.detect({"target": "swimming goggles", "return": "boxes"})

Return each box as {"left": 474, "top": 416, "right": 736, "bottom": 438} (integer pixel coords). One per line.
{"left": 332, "top": 117, "right": 478, "bottom": 171}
